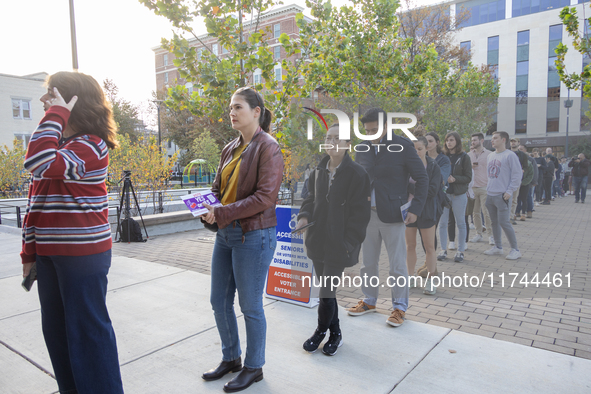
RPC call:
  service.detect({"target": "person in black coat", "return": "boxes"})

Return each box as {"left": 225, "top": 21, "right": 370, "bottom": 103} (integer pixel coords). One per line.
{"left": 295, "top": 124, "right": 371, "bottom": 356}
{"left": 543, "top": 155, "right": 555, "bottom": 205}
{"left": 405, "top": 136, "right": 442, "bottom": 295}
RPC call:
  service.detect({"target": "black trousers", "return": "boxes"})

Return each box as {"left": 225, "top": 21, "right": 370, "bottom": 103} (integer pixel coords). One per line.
{"left": 543, "top": 177, "right": 552, "bottom": 202}
{"left": 312, "top": 261, "right": 343, "bottom": 333}
{"left": 517, "top": 184, "right": 530, "bottom": 215}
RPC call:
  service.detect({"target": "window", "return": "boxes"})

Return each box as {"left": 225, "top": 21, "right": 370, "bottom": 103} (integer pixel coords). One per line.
{"left": 547, "top": 24, "right": 562, "bottom": 132}
{"left": 275, "top": 66, "right": 282, "bottom": 82}
{"left": 460, "top": 41, "right": 471, "bottom": 70}
{"left": 456, "top": 0, "right": 505, "bottom": 27}
{"left": 515, "top": 30, "right": 530, "bottom": 134}
{"left": 14, "top": 134, "right": 32, "bottom": 147}
{"left": 163, "top": 54, "right": 168, "bottom": 66}
{"left": 513, "top": 0, "right": 569, "bottom": 18}
{"left": 164, "top": 72, "right": 169, "bottom": 84}
{"left": 12, "top": 99, "right": 32, "bottom": 119}
{"left": 274, "top": 46, "right": 281, "bottom": 60}
{"left": 487, "top": 36, "right": 499, "bottom": 80}
{"left": 254, "top": 70, "right": 262, "bottom": 85}
{"left": 222, "top": 45, "right": 229, "bottom": 55}
{"left": 274, "top": 23, "right": 281, "bottom": 38}
{"left": 185, "top": 82, "right": 193, "bottom": 94}
{"left": 197, "top": 48, "right": 205, "bottom": 60}
{"left": 212, "top": 44, "right": 218, "bottom": 55}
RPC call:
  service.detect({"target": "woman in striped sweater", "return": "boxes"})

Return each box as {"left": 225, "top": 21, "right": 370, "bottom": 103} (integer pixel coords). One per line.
{"left": 21, "top": 72, "right": 123, "bottom": 394}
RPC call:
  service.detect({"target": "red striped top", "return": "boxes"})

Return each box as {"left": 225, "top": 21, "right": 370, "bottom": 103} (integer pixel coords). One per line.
{"left": 20, "top": 106, "right": 112, "bottom": 264}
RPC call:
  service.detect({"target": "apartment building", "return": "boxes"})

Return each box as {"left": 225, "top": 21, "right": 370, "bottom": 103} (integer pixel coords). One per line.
{"left": 0, "top": 72, "right": 48, "bottom": 148}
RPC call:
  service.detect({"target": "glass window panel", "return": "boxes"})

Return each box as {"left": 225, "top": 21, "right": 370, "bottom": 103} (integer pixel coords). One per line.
{"left": 516, "top": 104, "right": 528, "bottom": 120}
{"left": 488, "top": 1, "right": 497, "bottom": 21}
{"left": 515, "top": 120, "right": 527, "bottom": 134}
{"left": 548, "top": 72, "right": 561, "bottom": 88}
{"left": 531, "top": 0, "right": 540, "bottom": 12}
{"left": 517, "top": 30, "right": 530, "bottom": 46}
{"left": 212, "top": 44, "right": 218, "bottom": 54}
{"left": 548, "top": 40, "right": 561, "bottom": 56}
{"left": 488, "top": 36, "right": 499, "bottom": 51}
{"left": 480, "top": 3, "right": 488, "bottom": 23}
{"left": 547, "top": 86, "right": 560, "bottom": 99}
{"left": 516, "top": 75, "right": 529, "bottom": 90}
{"left": 546, "top": 118, "right": 559, "bottom": 132}
{"left": 274, "top": 46, "right": 281, "bottom": 59}
{"left": 549, "top": 24, "right": 562, "bottom": 41}
{"left": 517, "top": 45, "right": 529, "bottom": 61}
{"left": 547, "top": 101, "right": 560, "bottom": 118}
{"left": 22, "top": 101, "right": 31, "bottom": 119}
{"left": 522, "top": 0, "right": 530, "bottom": 16}
{"left": 541, "top": 0, "right": 551, "bottom": 11}
{"left": 517, "top": 61, "right": 529, "bottom": 75}
{"left": 488, "top": 50, "right": 499, "bottom": 65}
{"left": 513, "top": 0, "right": 521, "bottom": 17}
{"left": 275, "top": 67, "right": 282, "bottom": 81}
{"left": 12, "top": 99, "right": 20, "bottom": 118}
{"left": 498, "top": 0, "right": 505, "bottom": 19}
{"left": 274, "top": 23, "right": 281, "bottom": 38}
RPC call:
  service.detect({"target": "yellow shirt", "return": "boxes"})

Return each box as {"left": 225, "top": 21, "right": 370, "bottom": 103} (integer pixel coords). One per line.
{"left": 220, "top": 144, "right": 247, "bottom": 205}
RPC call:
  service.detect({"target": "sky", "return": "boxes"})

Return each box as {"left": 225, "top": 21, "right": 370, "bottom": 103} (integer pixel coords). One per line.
{"left": 0, "top": 0, "right": 439, "bottom": 123}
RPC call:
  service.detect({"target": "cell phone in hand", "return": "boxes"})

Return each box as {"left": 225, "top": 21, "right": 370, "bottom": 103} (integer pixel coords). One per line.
{"left": 22, "top": 263, "right": 37, "bottom": 292}
{"left": 291, "top": 222, "right": 315, "bottom": 234}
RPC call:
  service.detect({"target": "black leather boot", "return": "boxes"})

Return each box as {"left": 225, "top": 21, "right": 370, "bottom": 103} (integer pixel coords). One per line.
{"left": 223, "top": 367, "right": 263, "bottom": 392}
{"left": 201, "top": 357, "right": 242, "bottom": 381}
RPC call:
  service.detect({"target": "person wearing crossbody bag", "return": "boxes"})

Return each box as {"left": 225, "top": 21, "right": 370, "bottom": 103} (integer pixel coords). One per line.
{"left": 437, "top": 132, "right": 472, "bottom": 263}
{"left": 200, "top": 87, "right": 283, "bottom": 393}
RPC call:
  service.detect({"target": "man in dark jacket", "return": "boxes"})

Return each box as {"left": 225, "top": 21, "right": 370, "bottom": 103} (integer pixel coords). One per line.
{"left": 543, "top": 155, "right": 555, "bottom": 205}
{"left": 346, "top": 108, "right": 428, "bottom": 328}
{"left": 569, "top": 153, "right": 591, "bottom": 203}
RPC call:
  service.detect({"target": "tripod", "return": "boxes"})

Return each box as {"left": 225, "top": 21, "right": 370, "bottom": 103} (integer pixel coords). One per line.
{"left": 115, "top": 170, "right": 149, "bottom": 242}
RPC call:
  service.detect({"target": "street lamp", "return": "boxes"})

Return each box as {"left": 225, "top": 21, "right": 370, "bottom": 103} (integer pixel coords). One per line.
{"left": 564, "top": 88, "right": 573, "bottom": 157}
{"left": 153, "top": 100, "right": 164, "bottom": 153}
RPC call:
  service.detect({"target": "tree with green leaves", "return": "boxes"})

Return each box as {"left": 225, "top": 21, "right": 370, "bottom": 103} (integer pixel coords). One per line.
{"left": 192, "top": 130, "right": 221, "bottom": 174}
{"left": 139, "top": 0, "right": 311, "bottom": 144}
{"left": 103, "top": 79, "right": 143, "bottom": 142}
{"left": 0, "top": 139, "right": 27, "bottom": 198}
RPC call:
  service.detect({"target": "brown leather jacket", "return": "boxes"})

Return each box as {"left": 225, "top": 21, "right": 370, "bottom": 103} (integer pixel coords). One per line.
{"left": 211, "top": 127, "right": 284, "bottom": 232}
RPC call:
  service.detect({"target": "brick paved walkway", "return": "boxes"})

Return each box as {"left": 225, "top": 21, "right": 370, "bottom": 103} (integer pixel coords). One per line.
{"left": 113, "top": 194, "right": 591, "bottom": 359}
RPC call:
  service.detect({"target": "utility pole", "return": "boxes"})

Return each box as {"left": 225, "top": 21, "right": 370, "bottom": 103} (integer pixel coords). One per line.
{"left": 69, "top": 0, "right": 79, "bottom": 71}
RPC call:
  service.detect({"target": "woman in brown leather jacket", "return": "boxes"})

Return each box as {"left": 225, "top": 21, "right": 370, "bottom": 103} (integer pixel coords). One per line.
{"left": 200, "top": 87, "right": 284, "bottom": 392}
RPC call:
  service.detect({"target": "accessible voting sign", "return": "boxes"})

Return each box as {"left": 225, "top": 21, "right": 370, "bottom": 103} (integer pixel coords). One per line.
{"left": 265, "top": 206, "right": 318, "bottom": 308}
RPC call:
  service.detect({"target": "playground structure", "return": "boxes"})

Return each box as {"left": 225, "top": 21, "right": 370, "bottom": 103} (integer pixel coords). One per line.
{"left": 182, "top": 159, "right": 216, "bottom": 185}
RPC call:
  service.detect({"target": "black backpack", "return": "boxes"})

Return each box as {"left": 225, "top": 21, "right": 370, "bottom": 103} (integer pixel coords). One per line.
{"left": 120, "top": 218, "right": 144, "bottom": 242}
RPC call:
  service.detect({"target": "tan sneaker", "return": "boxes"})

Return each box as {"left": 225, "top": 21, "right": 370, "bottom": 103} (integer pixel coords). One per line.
{"left": 347, "top": 301, "right": 376, "bottom": 316}
{"left": 387, "top": 309, "right": 406, "bottom": 327}
{"left": 416, "top": 262, "right": 428, "bottom": 278}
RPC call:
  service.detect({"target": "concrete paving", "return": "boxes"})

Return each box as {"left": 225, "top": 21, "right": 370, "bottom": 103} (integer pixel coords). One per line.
{"left": 1, "top": 229, "right": 591, "bottom": 393}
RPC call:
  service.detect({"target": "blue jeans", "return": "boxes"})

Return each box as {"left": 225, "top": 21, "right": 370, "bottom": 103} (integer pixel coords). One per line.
{"left": 573, "top": 176, "right": 588, "bottom": 202}
{"left": 552, "top": 179, "right": 561, "bottom": 197}
{"left": 36, "top": 250, "right": 123, "bottom": 394}
{"left": 210, "top": 223, "right": 276, "bottom": 369}
{"left": 439, "top": 193, "right": 468, "bottom": 252}
{"left": 528, "top": 186, "right": 535, "bottom": 212}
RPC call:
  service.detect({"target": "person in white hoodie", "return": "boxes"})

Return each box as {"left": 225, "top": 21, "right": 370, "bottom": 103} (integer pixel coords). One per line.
{"left": 484, "top": 131, "right": 522, "bottom": 260}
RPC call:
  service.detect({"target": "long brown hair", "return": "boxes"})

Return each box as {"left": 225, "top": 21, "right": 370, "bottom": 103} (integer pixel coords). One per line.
{"left": 232, "top": 87, "right": 273, "bottom": 133}
{"left": 443, "top": 131, "right": 463, "bottom": 155}
{"left": 46, "top": 72, "right": 119, "bottom": 149}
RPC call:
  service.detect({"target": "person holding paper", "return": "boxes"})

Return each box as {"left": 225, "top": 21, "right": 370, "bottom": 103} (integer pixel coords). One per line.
{"left": 405, "top": 136, "right": 442, "bottom": 295}
{"left": 295, "top": 124, "right": 371, "bottom": 356}
{"left": 200, "top": 87, "right": 283, "bottom": 392}
{"left": 20, "top": 72, "right": 123, "bottom": 394}
{"left": 347, "top": 108, "right": 428, "bottom": 327}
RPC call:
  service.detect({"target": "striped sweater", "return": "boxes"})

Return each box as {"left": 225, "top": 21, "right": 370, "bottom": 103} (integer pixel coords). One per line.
{"left": 20, "top": 106, "right": 112, "bottom": 264}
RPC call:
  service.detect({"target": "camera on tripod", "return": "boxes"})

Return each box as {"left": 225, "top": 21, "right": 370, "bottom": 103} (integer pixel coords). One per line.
{"left": 115, "top": 170, "right": 148, "bottom": 243}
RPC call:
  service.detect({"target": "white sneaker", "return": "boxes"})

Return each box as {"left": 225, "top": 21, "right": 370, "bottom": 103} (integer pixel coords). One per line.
{"left": 469, "top": 223, "right": 476, "bottom": 230}
{"left": 506, "top": 249, "right": 522, "bottom": 260}
{"left": 489, "top": 236, "right": 495, "bottom": 245}
{"left": 535, "top": 202, "right": 540, "bottom": 207}
{"left": 470, "top": 234, "right": 483, "bottom": 243}
{"left": 448, "top": 242, "right": 456, "bottom": 250}
{"left": 484, "top": 246, "right": 504, "bottom": 255}
{"left": 423, "top": 277, "right": 436, "bottom": 295}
